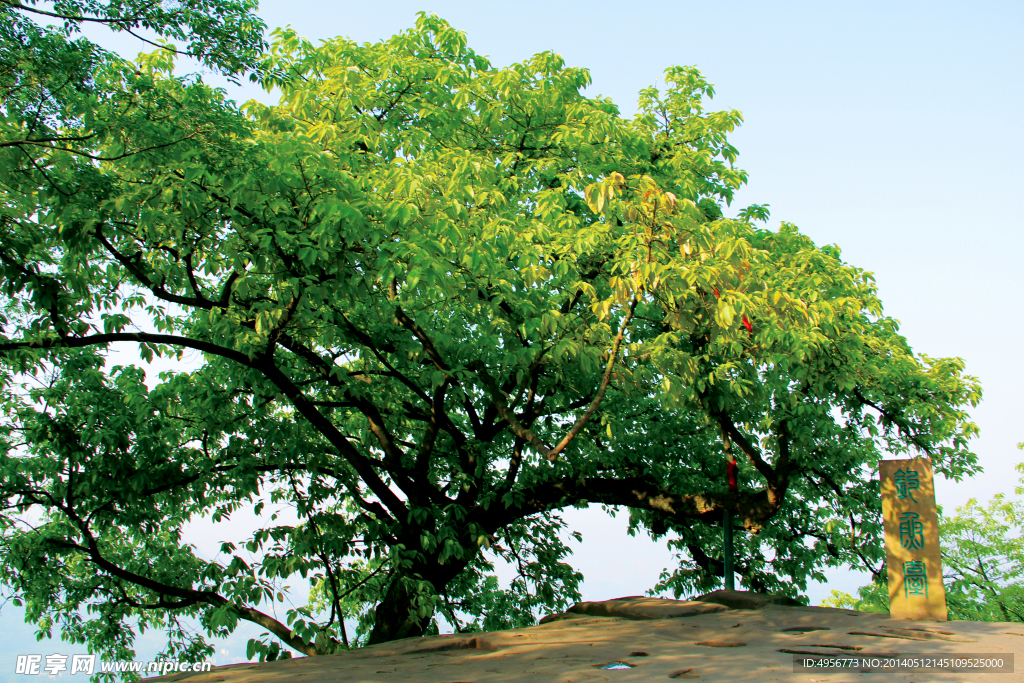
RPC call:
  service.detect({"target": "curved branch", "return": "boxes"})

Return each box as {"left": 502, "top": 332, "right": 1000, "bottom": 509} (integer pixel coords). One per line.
{"left": 0, "top": 0, "right": 146, "bottom": 24}
{"left": 0, "top": 331, "right": 253, "bottom": 364}
{"left": 0, "top": 331, "right": 407, "bottom": 524}
{"left": 545, "top": 296, "right": 639, "bottom": 461}
{"left": 474, "top": 297, "right": 639, "bottom": 462}
{"left": 45, "top": 529, "right": 324, "bottom": 655}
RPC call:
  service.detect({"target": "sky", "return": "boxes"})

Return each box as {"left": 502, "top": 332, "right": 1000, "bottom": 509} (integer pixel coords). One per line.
{"left": 2, "top": 0, "right": 1023, "bottom": 676}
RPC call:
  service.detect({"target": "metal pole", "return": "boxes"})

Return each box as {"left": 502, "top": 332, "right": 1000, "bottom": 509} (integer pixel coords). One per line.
{"left": 723, "top": 510, "right": 734, "bottom": 591}
{"left": 721, "top": 426, "right": 737, "bottom": 592}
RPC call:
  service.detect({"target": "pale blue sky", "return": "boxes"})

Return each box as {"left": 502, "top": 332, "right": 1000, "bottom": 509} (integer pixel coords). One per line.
{"left": 3, "top": 0, "right": 1023, "bottom": 675}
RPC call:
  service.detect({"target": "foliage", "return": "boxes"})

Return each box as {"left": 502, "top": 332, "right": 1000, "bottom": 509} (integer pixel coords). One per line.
{"left": 1, "top": 0, "right": 267, "bottom": 181}
{"left": 940, "top": 458, "right": 1024, "bottom": 621}
{"left": 0, "top": 9, "right": 982, "bottom": 671}
{"left": 820, "top": 577, "right": 888, "bottom": 613}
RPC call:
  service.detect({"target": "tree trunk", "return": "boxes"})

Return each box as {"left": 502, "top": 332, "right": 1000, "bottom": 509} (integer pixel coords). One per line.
{"left": 366, "top": 574, "right": 431, "bottom": 644}
{"left": 365, "top": 557, "right": 468, "bottom": 645}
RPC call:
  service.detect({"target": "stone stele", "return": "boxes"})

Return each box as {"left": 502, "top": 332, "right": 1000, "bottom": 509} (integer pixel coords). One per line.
{"left": 880, "top": 457, "right": 948, "bottom": 621}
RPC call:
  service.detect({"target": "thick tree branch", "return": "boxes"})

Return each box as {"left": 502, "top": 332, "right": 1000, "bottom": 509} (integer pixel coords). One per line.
{"left": 0, "top": 331, "right": 406, "bottom": 524}
{"left": 482, "top": 474, "right": 785, "bottom": 533}
{"left": 394, "top": 305, "right": 450, "bottom": 374}
{"left": 0, "top": 331, "right": 253, "bottom": 364}
{"left": 45, "top": 523, "right": 325, "bottom": 656}
{"left": 94, "top": 225, "right": 219, "bottom": 310}
{"left": 717, "top": 414, "right": 778, "bottom": 488}
{"left": 471, "top": 362, "right": 554, "bottom": 456}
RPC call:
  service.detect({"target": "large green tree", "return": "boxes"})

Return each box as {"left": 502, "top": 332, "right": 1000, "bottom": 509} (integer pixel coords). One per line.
{"left": 0, "top": 12, "right": 981, "bottom": 663}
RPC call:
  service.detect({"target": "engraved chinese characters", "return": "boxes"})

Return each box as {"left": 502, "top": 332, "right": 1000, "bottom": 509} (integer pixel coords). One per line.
{"left": 898, "top": 512, "right": 924, "bottom": 550}
{"left": 902, "top": 560, "right": 928, "bottom": 597}
{"left": 894, "top": 468, "right": 920, "bottom": 503}
{"left": 880, "top": 458, "right": 948, "bottom": 620}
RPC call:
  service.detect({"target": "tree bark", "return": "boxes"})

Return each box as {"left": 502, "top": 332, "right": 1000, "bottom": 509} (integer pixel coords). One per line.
{"left": 366, "top": 575, "right": 431, "bottom": 644}
{"left": 365, "top": 556, "right": 470, "bottom": 645}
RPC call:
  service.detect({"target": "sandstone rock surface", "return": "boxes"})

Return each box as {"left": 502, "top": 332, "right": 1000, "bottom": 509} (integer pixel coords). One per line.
{"left": 158, "top": 594, "right": 1022, "bottom": 683}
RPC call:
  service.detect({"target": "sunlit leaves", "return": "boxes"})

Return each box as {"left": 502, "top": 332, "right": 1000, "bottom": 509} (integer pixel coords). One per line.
{"left": 0, "top": 9, "right": 984, "bottom": 664}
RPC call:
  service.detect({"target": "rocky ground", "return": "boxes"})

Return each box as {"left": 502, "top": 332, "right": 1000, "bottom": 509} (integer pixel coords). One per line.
{"left": 160, "top": 591, "right": 1022, "bottom": 682}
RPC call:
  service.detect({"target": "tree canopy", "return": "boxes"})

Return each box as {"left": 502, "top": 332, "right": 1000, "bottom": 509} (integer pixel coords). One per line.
{"left": 1, "top": 0, "right": 266, "bottom": 171}
{"left": 0, "top": 10, "right": 982, "bottom": 665}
